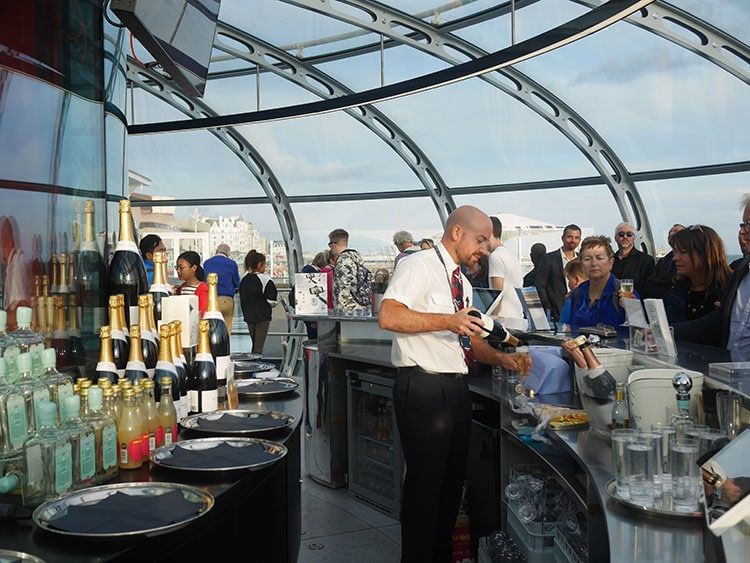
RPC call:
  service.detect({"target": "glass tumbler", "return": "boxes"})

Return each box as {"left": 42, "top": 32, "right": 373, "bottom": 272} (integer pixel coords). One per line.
{"left": 698, "top": 428, "right": 727, "bottom": 457}
{"left": 670, "top": 438, "right": 700, "bottom": 512}
{"left": 637, "top": 431, "right": 664, "bottom": 496}
{"left": 612, "top": 428, "right": 638, "bottom": 497}
{"left": 625, "top": 441, "right": 658, "bottom": 505}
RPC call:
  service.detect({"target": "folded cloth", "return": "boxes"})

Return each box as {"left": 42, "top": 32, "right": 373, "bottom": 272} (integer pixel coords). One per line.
{"left": 523, "top": 350, "right": 572, "bottom": 395}
{"left": 49, "top": 490, "right": 203, "bottom": 534}
{"left": 195, "top": 413, "right": 288, "bottom": 432}
{"left": 163, "top": 442, "right": 278, "bottom": 469}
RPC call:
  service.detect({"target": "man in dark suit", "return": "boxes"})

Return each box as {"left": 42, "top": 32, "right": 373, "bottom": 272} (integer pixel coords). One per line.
{"left": 535, "top": 224, "right": 581, "bottom": 320}
{"left": 674, "top": 198, "right": 750, "bottom": 354}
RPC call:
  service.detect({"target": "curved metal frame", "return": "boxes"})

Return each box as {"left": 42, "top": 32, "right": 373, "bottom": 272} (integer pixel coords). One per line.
{"left": 127, "top": 60, "right": 306, "bottom": 374}
{"left": 126, "top": 60, "right": 303, "bottom": 277}
{"left": 574, "top": 0, "right": 750, "bottom": 85}
{"left": 214, "top": 21, "right": 456, "bottom": 223}
{"left": 283, "top": 0, "right": 655, "bottom": 251}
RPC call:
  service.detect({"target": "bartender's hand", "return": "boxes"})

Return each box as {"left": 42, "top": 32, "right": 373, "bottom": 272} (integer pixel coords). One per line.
{"left": 447, "top": 307, "right": 485, "bottom": 337}
{"left": 562, "top": 339, "right": 587, "bottom": 368}
{"left": 495, "top": 352, "right": 521, "bottom": 372}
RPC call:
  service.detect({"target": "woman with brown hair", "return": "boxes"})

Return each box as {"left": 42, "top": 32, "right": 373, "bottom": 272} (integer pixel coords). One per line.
{"left": 664, "top": 225, "right": 731, "bottom": 323}
{"left": 239, "top": 250, "right": 278, "bottom": 354}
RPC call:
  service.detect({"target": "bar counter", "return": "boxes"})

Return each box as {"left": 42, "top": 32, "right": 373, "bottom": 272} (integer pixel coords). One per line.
{"left": 294, "top": 312, "right": 742, "bottom": 562}
{"left": 0, "top": 380, "right": 303, "bottom": 562}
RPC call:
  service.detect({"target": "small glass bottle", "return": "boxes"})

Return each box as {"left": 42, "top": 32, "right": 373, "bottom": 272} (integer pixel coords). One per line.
{"left": 111, "top": 384, "right": 123, "bottom": 422}
{"left": 22, "top": 400, "right": 73, "bottom": 507}
{"left": 141, "top": 379, "right": 160, "bottom": 452}
{"left": 132, "top": 385, "right": 150, "bottom": 461}
{"left": 670, "top": 372, "right": 697, "bottom": 439}
{"left": 0, "top": 310, "right": 21, "bottom": 384}
{"left": 117, "top": 388, "right": 143, "bottom": 469}
{"left": 15, "top": 352, "right": 50, "bottom": 433}
{"left": 102, "top": 386, "right": 119, "bottom": 429}
{"left": 0, "top": 357, "right": 29, "bottom": 453}
{"left": 51, "top": 295, "right": 71, "bottom": 370}
{"left": 60, "top": 394, "right": 96, "bottom": 489}
{"left": 39, "top": 348, "right": 74, "bottom": 424}
{"left": 611, "top": 382, "right": 630, "bottom": 430}
{"left": 82, "top": 386, "right": 119, "bottom": 484}
{"left": 157, "top": 376, "right": 178, "bottom": 446}
{"left": 9, "top": 307, "right": 45, "bottom": 378}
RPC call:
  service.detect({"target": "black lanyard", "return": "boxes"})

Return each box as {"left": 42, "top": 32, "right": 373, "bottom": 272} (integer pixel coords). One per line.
{"left": 433, "top": 246, "right": 467, "bottom": 313}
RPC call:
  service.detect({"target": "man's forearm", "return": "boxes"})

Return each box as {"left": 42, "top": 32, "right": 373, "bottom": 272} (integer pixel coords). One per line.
{"left": 471, "top": 337, "right": 505, "bottom": 365}
{"left": 379, "top": 299, "right": 451, "bottom": 334}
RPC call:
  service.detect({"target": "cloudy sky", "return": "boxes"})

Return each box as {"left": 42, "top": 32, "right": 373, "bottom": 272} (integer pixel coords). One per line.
{"left": 127, "top": 0, "right": 750, "bottom": 255}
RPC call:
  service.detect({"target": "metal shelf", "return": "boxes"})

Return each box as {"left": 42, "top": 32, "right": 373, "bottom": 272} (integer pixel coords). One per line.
{"left": 357, "top": 432, "right": 394, "bottom": 450}
{"left": 361, "top": 454, "right": 394, "bottom": 471}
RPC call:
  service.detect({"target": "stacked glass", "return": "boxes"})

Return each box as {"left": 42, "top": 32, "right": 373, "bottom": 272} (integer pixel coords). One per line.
{"left": 504, "top": 473, "right": 545, "bottom": 524}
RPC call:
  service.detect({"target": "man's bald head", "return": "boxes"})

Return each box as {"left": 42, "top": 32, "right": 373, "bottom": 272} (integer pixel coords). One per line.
{"left": 442, "top": 206, "right": 492, "bottom": 267}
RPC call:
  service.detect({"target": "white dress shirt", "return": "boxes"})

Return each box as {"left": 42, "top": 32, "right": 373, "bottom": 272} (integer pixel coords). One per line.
{"left": 383, "top": 242, "right": 472, "bottom": 374}
{"left": 488, "top": 245, "right": 524, "bottom": 322}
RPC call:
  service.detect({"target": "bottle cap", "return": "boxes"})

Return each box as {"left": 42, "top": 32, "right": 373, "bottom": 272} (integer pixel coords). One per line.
{"left": 0, "top": 310, "right": 6, "bottom": 331}
{"left": 109, "top": 295, "right": 119, "bottom": 307}
{"left": 160, "top": 375, "right": 172, "bottom": 386}
{"left": 41, "top": 348, "right": 56, "bottom": 369}
{"left": 100, "top": 325, "right": 111, "bottom": 338}
{"left": 16, "top": 352, "right": 31, "bottom": 374}
{"left": 0, "top": 357, "right": 5, "bottom": 377}
{"left": 37, "top": 400, "right": 58, "bottom": 427}
{"left": 143, "top": 379, "right": 154, "bottom": 389}
{"left": 103, "top": 387, "right": 114, "bottom": 397}
{"left": 62, "top": 394, "right": 80, "bottom": 419}
{"left": 79, "top": 379, "right": 92, "bottom": 390}
{"left": 123, "top": 388, "right": 134, "bottom": 398}
{"left": 119, "top": 199, "right": 131, "bottom": 212}
{"left": 89, "top": 386, "right": 103, "bottom": 410}
{"left": 97, "top": 377, "right": 112, "bottom": 387}
{"left": 16, "top": 307, "right": 32, "bottom": 327}
{"left": 111, "top": 385, "right": 121, "bottom": 394}
{"left": 85, "top": 199, "right": 94, "bottom": 213}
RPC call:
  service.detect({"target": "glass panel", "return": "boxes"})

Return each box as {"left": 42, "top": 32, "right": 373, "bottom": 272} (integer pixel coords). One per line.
{"left": 670, "top": 0, "right": 750, "bottom": 45}
{"left": 636, "top": 172, "right": 750, "bottom": 259}
{"left": 218, "top": 0, "right": 379, "bottom": 58}
{"left": 105, "top": 114, "right": 127, "bottom": 197}
{"left": 202, "top": 72, "right": 321, "bottom": 115}
{"left": 375, "top": 60, "right": 595, "bottom": 186}
{"left": 0, "top": 70, "right": 63, "bottom": 186}
{"left": 292, "top": 198, "right": 442, "bottom": 266}
{"left": 103, "top": 23, "right": 128, "bottom": 114}
{"left": 0, "top": 1, "right": 103, "bottom": 101}
{"left": 57, "top": 93, "right": 105, "bottom": 191}
{"left": 127, "top": 129, "right": 266, "bottom": 200}
{"left": 514, "top": 10, "right": 750, "bottom": 171}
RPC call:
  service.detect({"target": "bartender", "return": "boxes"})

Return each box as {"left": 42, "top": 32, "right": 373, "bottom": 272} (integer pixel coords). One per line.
{"left": 379, "top": 205, "right": 523, "bottom": 563}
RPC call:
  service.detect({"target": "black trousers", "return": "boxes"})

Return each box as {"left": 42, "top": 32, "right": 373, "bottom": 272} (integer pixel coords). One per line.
{"left": 393, "top": 367, "right": 472, "bottom": 563}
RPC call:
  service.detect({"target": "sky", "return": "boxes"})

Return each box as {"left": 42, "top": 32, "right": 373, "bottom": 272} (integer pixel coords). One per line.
{"left": 126, "top": 0, "right": 750, "bottom": 256}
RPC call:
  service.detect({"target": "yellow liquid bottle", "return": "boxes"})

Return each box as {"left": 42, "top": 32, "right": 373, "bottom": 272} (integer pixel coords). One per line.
{"left": 157, "top": 376, "right": 178, "bottom": 446}
{"left": 141, "top": 379, "right": 160, "bottom": 452}
{"left": 117, "top": 388, "right": 142, "bottom": 469}
{"left": 132, "top": 385, "right": 150, "bottom": 461}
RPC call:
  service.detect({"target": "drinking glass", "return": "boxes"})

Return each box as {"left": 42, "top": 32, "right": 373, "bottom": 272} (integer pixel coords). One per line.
{"left": 620, "top": 279, "right": 635, "bottom": 297}
{"left": 625, "top": 441, "right": 657, "bottom": 505}
{"left": 670, "top": 438, "right": 700, "bottom": 512}
{"left": 515, "top": 346, "right": 532, "bottom": 379}
{"left": 611, "top": 428, "right": 638, "bottom": 497}
{"left": 651, "top": 424, "right": 675, "bottom": 485}
{"left": 698, "top": 428, "right": 727, "bottom": 457}
{"left": 637, "top": 431, "right": 663, "bottom": 496}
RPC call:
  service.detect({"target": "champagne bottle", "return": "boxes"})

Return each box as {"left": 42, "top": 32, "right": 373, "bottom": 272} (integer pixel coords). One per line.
{"left": 95, "top": 326, "right": 119, "bottom": 385}
{"left": 38, "top": 276, "right": 49, "bottom": 336}
{"left": 67, "top": 294, "right": 85, "bottom": 368}
{"left": 22, "top": 400, "right": 73, "bottom": 506}
{"left": 191, "top": 319, "right": 218, "bottom": 414}
{"left": 58, "top": 253, "right": 70, "bottom": 296}
{"left": 577, "top": 338, "right": 617, "bottom": 401}
{"left": 173, "top": 320, "right": 190, "bottom": 372}
{"left": 168, "top": 323, "right": 188, "bottom": 420}
{"left": 157, "top": 376, "right": 178, "bottom": 446}
{"left": 108, "top": 199, "right": 148, "bottom": 325}
{"left": 152, "top": 325, "right": 180, "bottom": 410}
{"left": 149, "top": 251, "right": 171, "bottom": 322}
{"left": 77, "top": 199, "right": 107, "bottom": 345}
{"left": 138, "top": 295, "right": 158, "bottom": 377}
{"left": 108, "top": 295, "right": 129, "bottom": 376}
{"left": 51, "top": 295, "right": 71, "bottom": 370}
{"left": 116, "top": 294, "right": 130, "bottom": 339}
{"left": 204, "top": 273, "right": 230, "bottom": 405}
{"left": 117, "top": 388, "right": 142, "bottom": 469}
{"left": 43, "top": 295, "right": 54, "bottom": 348}
{"left": 124, "top": 325, "right": 148, "bottom": 384}
{"left": 50, "top": 253, "right": 59, "bottom": 294}
{"left": 82, "top": 386, "right": 118, "bottom": 484}
{"left": 145, "top": 294, "right": 159, "bottom": 344}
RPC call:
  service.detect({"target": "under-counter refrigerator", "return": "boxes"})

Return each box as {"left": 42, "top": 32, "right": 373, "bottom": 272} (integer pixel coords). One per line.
{"left": 303, "top": 342, "right": 348, "bottom": 488}
{"left": 346, "top": 370, "right": 403, "bottom": 518}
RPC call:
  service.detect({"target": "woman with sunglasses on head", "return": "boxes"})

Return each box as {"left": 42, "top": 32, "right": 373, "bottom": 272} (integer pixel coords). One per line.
{"left": 175, "top": 251, "right": 208, "bottom": 317}
{"left": 563, "top": 235, "right": 630, "bottom": 330}
{"left": 663, "top": 225, "right": 731, "bottom": 323}
{"left": 612, "top": 222, "right": 655, "bottom": 294}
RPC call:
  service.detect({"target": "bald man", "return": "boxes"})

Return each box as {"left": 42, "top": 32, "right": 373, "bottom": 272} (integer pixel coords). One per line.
{"left": 380, "top": 205, "right": 522, "bottom": 563}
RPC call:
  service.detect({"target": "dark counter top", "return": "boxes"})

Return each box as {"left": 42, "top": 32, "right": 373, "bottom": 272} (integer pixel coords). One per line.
{"left": 292, "top": 313, "right": 379, "bottom": 322}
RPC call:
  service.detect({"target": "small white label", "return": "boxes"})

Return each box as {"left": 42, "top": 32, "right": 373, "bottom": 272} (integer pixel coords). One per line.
{"left": 200, "top": 389, "right": 218, "bottom": 412}
{"left": 188, "top": 390, "right": 198, "bottom": 413}
{"left": 26, "top": 443, "right": 43, "bottom": 484}
{"left": 216, "top": 355, "right": 230, "bottom": 384}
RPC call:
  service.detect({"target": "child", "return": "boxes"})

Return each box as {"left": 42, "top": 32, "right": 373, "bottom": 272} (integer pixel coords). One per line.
{"left": 559, "top": 258, "right": 587, "bottom": 330}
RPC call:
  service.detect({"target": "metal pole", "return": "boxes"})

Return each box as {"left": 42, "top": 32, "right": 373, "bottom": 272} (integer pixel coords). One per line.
{"left": 511, "top": 0, "right": 517, "bottom": 45}
{"left": 256, "top": 64, "right": 260, "bottom": 110}
{"left": 380, "top": 33, "right": 385, "bottom": 86}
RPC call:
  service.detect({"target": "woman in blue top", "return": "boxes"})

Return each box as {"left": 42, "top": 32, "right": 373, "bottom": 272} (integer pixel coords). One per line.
{"left": 562, "top": 235, "right": 627, "bottom": 330}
